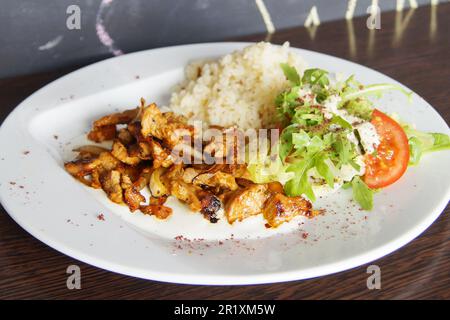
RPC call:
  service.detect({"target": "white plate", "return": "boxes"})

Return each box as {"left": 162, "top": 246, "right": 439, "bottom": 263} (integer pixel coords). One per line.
{"left": 1, "top": 43, "right": 449, "bottom": 285}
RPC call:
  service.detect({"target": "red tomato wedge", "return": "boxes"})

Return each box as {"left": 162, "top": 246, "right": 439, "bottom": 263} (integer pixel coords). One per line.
{"left": 364, "top": 109, "right": 410, "bottom": 189}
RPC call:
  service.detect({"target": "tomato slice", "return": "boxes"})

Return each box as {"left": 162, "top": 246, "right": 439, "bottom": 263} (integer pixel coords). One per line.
{"left": 364, "top": 109, "right": 410, "bottom": 189}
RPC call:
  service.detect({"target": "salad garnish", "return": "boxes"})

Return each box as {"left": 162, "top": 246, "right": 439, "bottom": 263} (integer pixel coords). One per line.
{"left": 249, "top": 64, "right": 450, "bottom": 210}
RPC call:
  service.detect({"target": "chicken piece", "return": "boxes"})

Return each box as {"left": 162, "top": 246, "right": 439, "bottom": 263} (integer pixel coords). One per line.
{"left": 140, "top": 103, "right": 166, "bottom": 139}
{"left": 263, "top": 193, "right": 313, "bottom": 228}
{"left": 149, "top": 195, "right": 168, "bottom": 205}
{"left": 92, "top": 107, "right": 140, "bottom": 128}
{"left": 99, "top": 170, "right": 123, "bottom": 203}
{"left": 117, "top": 128, "right": 135, "bottom": 145}
{"left": 126, "top": 122, "right": 142, "bottom": 140}
{"left": 193, "top": 171, "right": 239, "bottom": 191}
{"left": 87, "top": 106, "right": 141, "bottom": 143}
{"left": 224, "top": 184, "right": 271, "bottom": 224}
{"left": 191, "top": 163, "right": 225, "bottom": 173}
{"left": 97, "top": 151, "right": 121, "bottom": 171}
{"left": 91, "top": 170, "right": 102, "bottom": 189}
{"left": 149, "top": 167, "right": 169, "bottom": 197}
{"left": 139, "top": 205, "right": 172, "bottom": 219}
{"left": 181, "top": 167, "right": 199, "bottom": 184}
{"left": 73, "top": 145, "right": 110, "bottom": 160}
{"left": 197, "top": 191, "right": 221, "bottom": 223}
{"left": 267, "top": 181, "right": 284, "bottom": 194}
{"left": 169, "top": 180, "right": 202, "bottom": 212}
{"left": 124, "top": 186, "right": 145, "bottom": 212}
{"left": 138, "top": 141, "right": 152, "bottom": 160}
{"left": 87, "top": 124, "right": 116, "bottom": 142}
{"left": 133, "top": 167, "right": 153, "bottom": 190}
{"left": 64, "top": 151, "right": 118, "bottom": 188}
{"left": 235, "top": 177, "right": 254, "bottom": 188}
{"left": 223, "top": 163, "right": 250, "bottom": 179}
{"left": 203, "top": 127, "right": 245, "bottom": 163}
{"left": 64, "top": 157, "right": 100, "bottom": 178}
{"left": 140, "top": 103, "right": 193, "bottom": 149}
{"left": 149, "top": 138, "right": 174, "bottom": 168}
{"left": 121, "top": 167, "right": 152, "bottom": 212}
{"left": 182, "top": 165, "right": 240, "bottom": 191}
{"left": 65, "top": 151, "right": 115, "bottom": 179}
{"left": 111, "top": 140, "right": 141, "bottom": 165}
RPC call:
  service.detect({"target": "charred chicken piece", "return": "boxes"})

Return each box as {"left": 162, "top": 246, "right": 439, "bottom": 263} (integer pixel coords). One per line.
{"left": 87, "top": 124, "right": 116, "bottom": 143}
{"left": 140, "top": 204, "right": 173, "bottom": 219}
{"left": 224, "top": 183, "right": 272, "bottom": 224}
{"left": 263, "top": 193, "right": 314, "bottom": 228}
{"left": 92, "top": 107, "right": 141, "bottom": 128}
{"left": 197, "top": 191, "right": 221, "bottom": 223}
{"left": 111, "top": 140, "right": 141, "bottom": 165}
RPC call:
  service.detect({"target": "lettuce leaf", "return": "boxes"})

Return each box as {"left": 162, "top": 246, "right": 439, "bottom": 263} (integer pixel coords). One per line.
{"left": 351, "top": 176, "right": 374, "bottom": 210}
{"left": 284, "top": 155, "right": 319, "bottom": 201}
{"left": 341, "top": 98, "right": 373, "bottom": 121}
{"left": 402, "top": 125, "right": 450, "bottom": 165}
{"left": 302, "top": 68, "right": 329, "bottom": 87}
{"left": 341, "top": 83, "right": 412, "bottom": 102}
{"left": 279, "top": 124, "right": 298, "bottom": 161}
{"left": 315, "top": 155, "right": 335, "bottom": 187}
{"left": 280, "top": 63, "right": 301, "bottom": 86}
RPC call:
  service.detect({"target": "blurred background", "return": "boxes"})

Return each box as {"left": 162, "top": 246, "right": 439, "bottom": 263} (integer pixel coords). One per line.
{"left": 0, "top": 0, "right": 445, "bottom": 79}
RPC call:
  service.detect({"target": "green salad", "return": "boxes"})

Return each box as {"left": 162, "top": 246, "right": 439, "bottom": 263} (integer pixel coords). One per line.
{"left": 248, "top": 64, "right": 450, "bottom": 210}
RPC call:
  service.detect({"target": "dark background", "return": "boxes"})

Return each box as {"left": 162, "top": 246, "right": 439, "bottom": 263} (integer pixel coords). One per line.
{"left": 0, "top": 0, "right": 439, "bottom": 78}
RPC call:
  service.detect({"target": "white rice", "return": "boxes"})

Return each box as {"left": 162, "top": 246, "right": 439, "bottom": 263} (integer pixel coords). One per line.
{"left": 168, "top": 42, "right": 306, "bottom": 129}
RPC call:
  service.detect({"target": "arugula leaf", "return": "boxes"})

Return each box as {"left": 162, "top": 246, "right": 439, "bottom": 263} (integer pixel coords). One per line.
{"left": 302, "top": 68, "right": 329, "bottom": 87}
{"left": 275, "top": 87, "right": 300, "bottom": 119}
{"left": 330, "top": 115, "right": 353, "bottom": 130}
{"left": 341, "top": 181, "right": 352, "bottom": 190}
{"left": 292, "top": 130, "right": 310, "bottom": 150}
{"left": 284, "top": 155, "right": 318, "bottom": 201}
{"left": 315, "top": 155, "right": 335, "bottom": 187}
{"left": 348, "top": 158, "right": 361, "bottom": 171}
{"left": 307, "top": 136, "right": 325, "bottom": 154}
{"left": 279, "top": 124, "right": 298, "bottom": 162}
{"left": 341, "top": 99, "right": 374, "bottom": 121}
{"left": 351, "top": 176, "right": 374, "bottom": 210}
{"left": 280, "top": 63, "right": 301, "bottom": 86}
{"left": 332, "top": 135, "right": 353, "bottom": 167}
{"left": 292, "top": 106, "right": 324, "bottom": 126}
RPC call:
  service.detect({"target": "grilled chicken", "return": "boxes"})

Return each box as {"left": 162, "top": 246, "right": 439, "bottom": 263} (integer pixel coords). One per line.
{"left": 224, "top": 183, "right": 272, "bottom": 224}
{"left": 87, "top": 106, "right": 141, "bottom": 143}
{"left": 92, "top": 107, "right": 141, "bottom": 128}
{"left": 140, "top": 204, "right": 172, "bottom": 219}
{"left": 263, "top": 193, "right": 313, "bottom": 228}
{"left": 140, "top": 103, "right": 193, "bottom": 149}
{"left": 224, "top": 180, "right": 312, "bottom": 226}
{"left": 65, "top": 100, "right": 314, "bottom": 226}
{"left": 87, "top": 124, "right": 116, "bottom": 142}
{"left": 111, "top": 140, "right": 141, "bottom": 165}
{"left": 198, "top": 191, "right": 221, "bottom": 223}
{"left": 99, "top": 170, "right": 123, "bottom": 203}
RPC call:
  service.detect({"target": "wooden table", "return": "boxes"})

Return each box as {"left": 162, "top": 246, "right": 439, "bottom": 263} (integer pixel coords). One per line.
{"left": 1, "top": 4, "right": 449, "bottom": 299}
